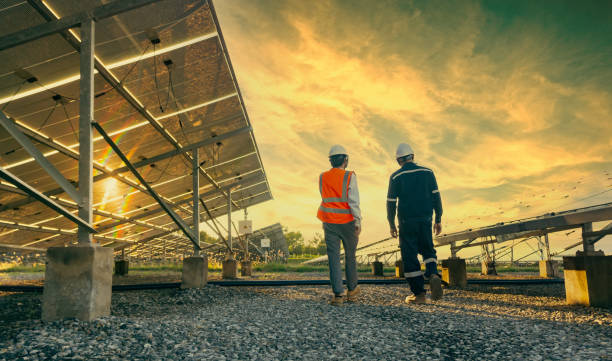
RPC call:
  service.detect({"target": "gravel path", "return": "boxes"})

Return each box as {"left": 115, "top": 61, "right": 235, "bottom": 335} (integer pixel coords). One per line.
{"left": 1, "top": 284, "right": 610, "bottom": 360}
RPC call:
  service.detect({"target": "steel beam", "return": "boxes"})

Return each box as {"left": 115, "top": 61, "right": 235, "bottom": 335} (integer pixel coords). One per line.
{"left": 0, "top": 167, "right": 95, "bottom": 233}
{"left": 77, "top": 18, "right": 95, "bottom": 244}
{"left": 227, "top": 188, "right": 232, "bottom": 251}
{"left": 436, "top": 203, "right": 612, "bottom": 244}
{"left": 101, "top": 126, "right": 251, "bottom": 180}
{"left": 192, "top": 148, "right": 200, "bottom": 255}
{"left": 581, "top": 222, "right": 596, "bottom": 253}
{"left": 0, "top": 111, "right": 80, "bottom": 202}
{"left": 0, "top": 0, "right": 165, "bottom": 51}
{"left": 92, "top": 122, "right": 200, "bottom": 250}
{"left": 95, "top": 175, "right": 261, "bottom": 233}
{"left": 0, "top": 219, "right": 133, "bottom": 245}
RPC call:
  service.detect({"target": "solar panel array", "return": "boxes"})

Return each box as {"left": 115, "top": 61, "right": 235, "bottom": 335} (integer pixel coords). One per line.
{"left": 0, "top": 0, "right": 272, "bottom": 257}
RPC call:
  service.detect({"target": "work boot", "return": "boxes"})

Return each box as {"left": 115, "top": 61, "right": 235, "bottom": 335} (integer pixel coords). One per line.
{"left": 405, "top": 292, "right": 427, "bottom": 304}
{"left": 330, "top": 295, "right": 344, "bottom": 306}
{"left": 429, "top": 274, "right": 443, "bottom": 301}
{"left": 346, "top": 285, "right": 361, "bottom": 302}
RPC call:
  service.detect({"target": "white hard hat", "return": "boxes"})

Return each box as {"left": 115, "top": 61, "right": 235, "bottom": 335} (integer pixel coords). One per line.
{"left": 329, "top": 144, "right": 348, "bottom": 157}
{"left": 395, "top": 143, "right": 414, "bottom": 159}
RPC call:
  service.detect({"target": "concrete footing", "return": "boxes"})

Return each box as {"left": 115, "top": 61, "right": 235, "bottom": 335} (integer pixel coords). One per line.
{"left": 563, "top": 255, "right": 611, "bottom": 307}
{"left": 395, "top": 260, "right": 404, "bottom": 278}
{"left": 240, "top": 261, "right": 252, "bottom": 277}
{"left": 481, "top": 261, "right": 497, "bottom": 275}
{"left": 181, "top": 256, "right": 208, "bottom": 288}
{"left": 539, "top": 260, "right": 559, "bottom": 278}
{"left": 371, "top": 261, "right": 383, "bottom": 276}
{"left": 223, "top": 259, "right": 238, "bottom": 279}
{"left": 114, "top": 260, "right": 129, "bottom": 276}
{"left": 42, "top": 246, "right": 113, "bottom": 321}
{"left": 442, "top": 258, "right": 467, "bottom": 287}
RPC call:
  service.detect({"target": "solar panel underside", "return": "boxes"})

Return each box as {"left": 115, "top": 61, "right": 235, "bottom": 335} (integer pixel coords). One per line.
{"left": 0, "top": 0, "right": 272, "bottom": 256}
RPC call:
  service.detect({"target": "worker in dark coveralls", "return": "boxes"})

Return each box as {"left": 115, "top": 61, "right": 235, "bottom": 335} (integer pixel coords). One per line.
{"left": 386, "top": 143, "right": 443, "bottom": 304}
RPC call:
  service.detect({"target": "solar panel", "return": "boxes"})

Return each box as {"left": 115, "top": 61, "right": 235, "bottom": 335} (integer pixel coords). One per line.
{"left": 0, "top": 0, "right": 272, "bottom": 256}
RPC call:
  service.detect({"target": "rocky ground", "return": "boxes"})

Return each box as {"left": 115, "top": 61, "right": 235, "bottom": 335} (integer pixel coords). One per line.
{"left": 0, "top": 282, "right": 610, "bottom": 360}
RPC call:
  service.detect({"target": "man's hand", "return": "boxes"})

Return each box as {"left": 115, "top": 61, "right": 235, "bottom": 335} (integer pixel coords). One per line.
{"left": 355, "top": 223, "right": 362, "bottom": 236}
{"left": 433, "top": 222, "right": 442, "bottom": 236}
{"left": 390, "top": 227, "right": 398, "bottom": 238}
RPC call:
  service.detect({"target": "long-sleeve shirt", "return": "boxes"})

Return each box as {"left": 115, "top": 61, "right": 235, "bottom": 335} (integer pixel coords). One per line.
{"left": 386, "top": 162, "right": 442, "bottom": 228}
{"left": 347, "top": 173, "right": 361, "bottom": 226}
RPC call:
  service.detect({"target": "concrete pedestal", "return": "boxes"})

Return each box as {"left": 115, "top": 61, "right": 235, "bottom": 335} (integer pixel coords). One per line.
{"left": 222, "top": 259, "right": 238, "bottom": 279}
{"left": 371, "top": 261, "right": 384, "bottom": 276}
{"left": 395, "top": 260, "right": 404, "bottom": 278}
{"left": 563, "top": 255, "right": 611, "bottom": 307}
{"left": 539, "top": 260, "right": 558, "bottom": 278}
{"left": 240, "top": 261, "right": 252, "bottom": 277}
{"left": 114, "top": 260, "right": 129, "bottom": 276}
{"left": 481, "top": 261, "right": 497, "bottom": 275}
{"left": 42, "top": 246, "right": 113, "bottom": 321}
{"left": 442, "top": 258, "right": 467, "bottom": 287}
{"left": 181, "top": 256, "right": 208, "bottom": 288}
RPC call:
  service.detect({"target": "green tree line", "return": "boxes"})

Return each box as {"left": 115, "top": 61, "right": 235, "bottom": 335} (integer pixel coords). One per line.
{"left": 284, "top": 229, "right": 327, "bottom": 256}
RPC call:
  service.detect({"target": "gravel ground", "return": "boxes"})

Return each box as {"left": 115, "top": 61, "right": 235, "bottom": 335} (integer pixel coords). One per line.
{"left": 0, "top": 283, "right": 610, "bottom": 360}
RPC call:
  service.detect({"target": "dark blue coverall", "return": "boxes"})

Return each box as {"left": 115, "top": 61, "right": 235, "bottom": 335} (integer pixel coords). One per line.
{"left": 386, "top": 162, "right": 443, "bottom": 296}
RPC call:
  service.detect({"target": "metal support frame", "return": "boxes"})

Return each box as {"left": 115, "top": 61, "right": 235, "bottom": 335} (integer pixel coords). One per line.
{"left": 544, "top": 234, "right": 551, "bottom": 260}
{"left": 192, "top": 148, "right": 200, "bottom": 255}
{"left": 581, "top": 222, "right": 596, "bottom": 253}
{"left": 0, "top": 111, "right": 80, "bottom": 202}
{"left": 0, "top": 0, "right": 165, "bottom": 51}
{"left": 26, "top": 0, "right": 239, "bottom": 212}
{"left": 77, "top": 17, "right": 95, "bottom": 244}
{"left": 0, "top": 168, "right": 95, "bottom": 233}
{"left": 92, "top": 122, "right": 200, "bottom": 250}
{"left": 227, "top": 188, "right": 232, "bottom": 251}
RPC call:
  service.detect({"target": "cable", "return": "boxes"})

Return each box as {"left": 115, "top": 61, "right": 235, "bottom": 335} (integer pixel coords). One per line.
{"left": 95, "top": 43, "right": 150, "bottom": 98}
{"left": 152, "top": 43, "right": 164, "bottom": 113}
{"left": 37, "top": 102, "right": 57, "bottom": 130}
{"left": 143, "top": 155, "right": 175, "bottom": 184}
{"left": 61, "top": 102, "right": 78, "bottom": 143}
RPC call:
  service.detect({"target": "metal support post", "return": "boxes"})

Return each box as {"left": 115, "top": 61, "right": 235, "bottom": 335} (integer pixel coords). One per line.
{"left": 78, "top": 17, "right": 95, "bottom": 245}
{"left": 227, "top": 188, "right": 232, "bottom": 251}
{"left": 537, "top": 236, "right": 544, "bottom": 260}
{"left": 544, "top": 233, "right": 551, "bottom": 260}
{"left": 192, "top": 149, "right": 200, "bottom": 256}
{"left": 450, "top": 241, "right": 457, "bottom": 258}
{"left": 581, "top": 222, "right": 595, "bottom": 254}
{"left": 244, "top": 208, "right": 249, "bottom": 260}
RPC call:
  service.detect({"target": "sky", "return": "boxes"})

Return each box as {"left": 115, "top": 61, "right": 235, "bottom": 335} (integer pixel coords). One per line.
{"left": 213, "top": 0, "right": 612, "bottom": 258}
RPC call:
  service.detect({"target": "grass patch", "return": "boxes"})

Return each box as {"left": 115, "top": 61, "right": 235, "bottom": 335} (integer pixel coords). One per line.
{"left": 0, "top": 264, "right": 45, "bottom": 273}
{"left": 466, "top": 265, "right": 542, "bottom": 273}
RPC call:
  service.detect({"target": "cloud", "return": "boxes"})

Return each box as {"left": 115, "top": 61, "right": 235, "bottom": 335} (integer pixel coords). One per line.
{"left": 214, "top": 0, "right": 612, "bottom": 256}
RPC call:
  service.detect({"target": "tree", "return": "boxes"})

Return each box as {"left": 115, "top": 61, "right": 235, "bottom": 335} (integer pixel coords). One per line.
{"left": 313, "top": 233, "right": 326, "bottom": 255}
{"left": 284, "top": 229, "right": 305, "bottom": 255}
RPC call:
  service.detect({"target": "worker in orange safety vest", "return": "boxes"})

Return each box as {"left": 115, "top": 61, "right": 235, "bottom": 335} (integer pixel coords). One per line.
{"left": 317, "top": 145, "right": 362, "bottom": 306}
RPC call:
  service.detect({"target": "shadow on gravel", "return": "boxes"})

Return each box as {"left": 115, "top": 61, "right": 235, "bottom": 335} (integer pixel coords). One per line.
{"left": 457, "top": 284, "right": 566, "bottom": 298}
{"left": 0, "top": 292, "right": 42, "bottom": 340}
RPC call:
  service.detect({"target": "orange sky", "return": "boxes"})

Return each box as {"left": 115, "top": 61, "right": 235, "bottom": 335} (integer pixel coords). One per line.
{"left": 212, "top": 0, "right": 612, "bottom": 258}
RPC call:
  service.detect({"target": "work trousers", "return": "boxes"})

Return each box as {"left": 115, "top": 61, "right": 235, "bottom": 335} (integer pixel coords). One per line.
{"left": 399, "top": 219, "right": 438, "bottom": 295}
{"left": 323, "top": 221, "right": 359, "bottom": 295}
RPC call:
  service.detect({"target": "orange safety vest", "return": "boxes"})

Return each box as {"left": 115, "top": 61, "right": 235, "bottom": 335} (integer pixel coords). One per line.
{"left": 317, "top": 168, "right": 355, "bottom": 224}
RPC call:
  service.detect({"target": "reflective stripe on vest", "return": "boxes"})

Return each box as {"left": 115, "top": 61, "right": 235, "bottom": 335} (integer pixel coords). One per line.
{"left": 317, "top": 169, "right": 354, "bottom": 223}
